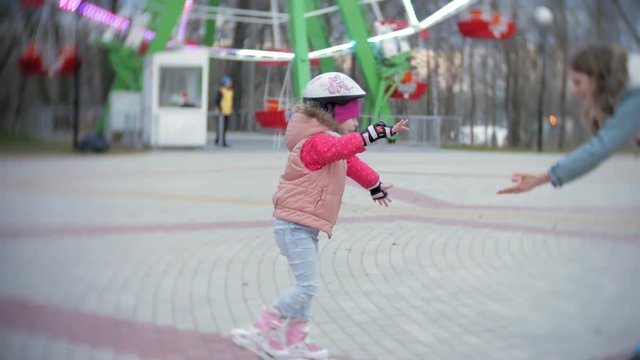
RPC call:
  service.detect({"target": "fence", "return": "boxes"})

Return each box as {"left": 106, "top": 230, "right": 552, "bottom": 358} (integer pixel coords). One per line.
{"left": 361, "top": 115, "right": 462, "bottom": 147}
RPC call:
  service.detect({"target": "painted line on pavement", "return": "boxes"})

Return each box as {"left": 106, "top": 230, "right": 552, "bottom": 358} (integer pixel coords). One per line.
{"left": 1, "top": 215, "right": 637, "bottom": 242}
{"left": 0, "top": 296, "right": 353, "bottom": 360}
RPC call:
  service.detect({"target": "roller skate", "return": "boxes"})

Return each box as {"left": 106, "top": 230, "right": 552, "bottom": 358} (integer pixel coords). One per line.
{"left": 230, "top": 306, "right": 288, "bottom": 359}
{"left": 285, "top": 319, "right": 329, "bottom": 360}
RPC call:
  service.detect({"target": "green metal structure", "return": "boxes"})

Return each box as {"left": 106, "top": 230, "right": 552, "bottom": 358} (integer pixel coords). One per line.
{"left": 287, "top": 0, "right": 312, "bottom": 101}
{"left": 97, "top": 0, "right": 185, "bottom": 134}
{"left": 98, "top": 0, "right": 413, "bottom": 133}
{"left": 272, "top": 0, "right": 407, "bottom": 128}
{"left": 145, "top": 1, "right": 186, "bottom": 54}
{"left": 306, "top": 0, "right": 336, "bottom": 74}
{"left": 335, "top": 0, "right": 395, "bottom": 127}
{"left": 203, "top": 0, "right": 221, "bottom": 46}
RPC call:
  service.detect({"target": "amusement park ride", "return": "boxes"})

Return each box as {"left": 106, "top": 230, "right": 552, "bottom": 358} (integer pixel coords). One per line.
{"left": 18, "top": 0, "right": 516, "bottom": 147}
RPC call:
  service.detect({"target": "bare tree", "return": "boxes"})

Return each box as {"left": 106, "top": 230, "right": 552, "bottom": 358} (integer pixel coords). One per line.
{"left": 595, "top": 0, "right": 605, "bottom": 42}
{"left": 556, "top": 0, "right": 569, "bottom": 150}
{"left": 480, "top": 46, "right": 489, "bottom": 146}
{"left": 467, "top": 39, "right": 476, "bottom": 145}
{"left": 444, "top": 40, "right": 463, "bottom": 117}
{"left": 230, "top": 0, "right": 252, "bottom": 118}
{"left": 612, "top": 0, "right": 640, "bottom": 47}
{"left": 488, "top": 0, "right": 500, "bottom": 147}
{"left": 506, "top": 0, "right": 521, "bottom": 148}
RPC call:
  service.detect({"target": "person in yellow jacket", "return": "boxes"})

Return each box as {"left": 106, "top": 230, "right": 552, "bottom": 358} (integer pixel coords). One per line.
{"left": 214, "top": 76, "right": 233, "bottom": 147}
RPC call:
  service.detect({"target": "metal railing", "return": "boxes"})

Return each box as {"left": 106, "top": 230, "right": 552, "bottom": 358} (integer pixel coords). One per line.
{"left": 361, "top": 115, "right": 462, "bottom": 147}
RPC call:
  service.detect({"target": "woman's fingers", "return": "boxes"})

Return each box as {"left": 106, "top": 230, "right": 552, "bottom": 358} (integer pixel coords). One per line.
{"left": 498, "top": 173, "right": 531, "bottom": 194}
{"left": 497, "top": 186, "right": 522, "bottom": 194}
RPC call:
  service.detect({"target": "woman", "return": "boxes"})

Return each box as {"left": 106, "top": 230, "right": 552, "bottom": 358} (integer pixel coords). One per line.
{"left": 498, "top": 44, "right": 640, "bottom": 194}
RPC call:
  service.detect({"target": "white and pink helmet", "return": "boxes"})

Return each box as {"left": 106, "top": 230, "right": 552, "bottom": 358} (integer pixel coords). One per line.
{"left": 302, "top": 72, "right": 366, "bottom": 107}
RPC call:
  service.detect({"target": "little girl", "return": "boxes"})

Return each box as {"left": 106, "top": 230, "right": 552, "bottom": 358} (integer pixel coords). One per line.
{"left": 231, "top": 72, "right": 409, "bottom": 359}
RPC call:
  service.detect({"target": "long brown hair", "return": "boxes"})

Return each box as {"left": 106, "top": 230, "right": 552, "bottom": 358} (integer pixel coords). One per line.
{"left": 570, "top": 44, "right": 629, "bottom": 133}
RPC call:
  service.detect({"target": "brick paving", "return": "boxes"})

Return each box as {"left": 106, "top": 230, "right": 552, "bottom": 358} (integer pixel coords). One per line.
{"left": 0, "top": 132, "right": 639, "bottom": 360}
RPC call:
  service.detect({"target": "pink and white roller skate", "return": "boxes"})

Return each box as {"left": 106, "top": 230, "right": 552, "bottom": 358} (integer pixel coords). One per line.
{"left": 230, "top": 306, "right": 289, "bottom": 359}
{"left": 285, "top": 319, "right": 329, "bottom": 360}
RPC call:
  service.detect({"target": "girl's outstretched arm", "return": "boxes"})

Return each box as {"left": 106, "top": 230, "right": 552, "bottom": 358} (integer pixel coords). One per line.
{"left": 301, "top": 119, "right": 410, "bottom": 171}
{"left": 346, "top": 155, "right": 379, "bottom": 189}
{"left": 301, "top": 133, "right": 366, "bottom": 171}
{"left": 347, "top": 156, "right": 394, "bottom": 207}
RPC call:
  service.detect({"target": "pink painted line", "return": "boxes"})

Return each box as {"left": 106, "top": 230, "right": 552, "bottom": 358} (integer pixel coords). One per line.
{"left": 454, "top": 203, "right": 640, "bottom": 214}
{"left": 347, "top": 179, "right": 453, "bottom": 208}
{"left": 1, "top": 214, "right": 638, "bottom": 242}
{"left": 378, "top": 171, "right": 640, "bottom": 213}
{"left": 0, "top": 295, "right": 629, "bottom": 360}
{"left": 364, "top": 180, "right": 639, "bottom": 214}
{"left": 593, "top": 349, "right": 636, "bottom": 360}
{"left": 0, "top": 220, "right": 272, "bottom": 241}
{"left": 380, "top": 170, "right": 505, "bottom": 179}
{"left": 0, "top": 297, "right": 353, "bottom": 360}
{"left": 339, "top": 215, "right": 640, "bottom": 242}
{"left": 0, "top": 297, "right": 253, "bottom": 359}
{"left": 384, "top": 186, "right": 453, "bottom": 208}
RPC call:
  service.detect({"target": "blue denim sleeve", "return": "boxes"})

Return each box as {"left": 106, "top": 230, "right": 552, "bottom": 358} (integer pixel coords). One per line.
{"left": 548, "top": 89, "right": 640, "bottom": 187}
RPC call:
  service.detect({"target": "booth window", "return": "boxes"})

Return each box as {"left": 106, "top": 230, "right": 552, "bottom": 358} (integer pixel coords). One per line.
{"left": 159, "top": 67, "right": 202, "bottom": 108}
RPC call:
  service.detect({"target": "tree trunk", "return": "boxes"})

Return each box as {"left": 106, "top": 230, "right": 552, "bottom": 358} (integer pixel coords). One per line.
{"left": 426, "top": 46, "right": 433, "bottom": 115}
{"left": 596, "top": 0, "right": 604, "bottom": 42}
{"left": 557, "top": 0, "right": 569, "bottom": 150}
{"left": 230, "top": 0, "right": 252, "bottom": 123}
{"left": 431, "top": 45, "right": 440, "bottom": 115}
{"left": 445, "top": 42, "right": 462, "bottom": 117}
{"left": 503, "top": 41, "right": 512, "bottom": 146}
{"left": 468, "top": 40, "right": 476, "bottom": 145}
{"left": 507, "top": 0, "right": 521, "bottom": 148}
{"left": 612, "top": 0, "right": 640, "bottom": 47}
{"left": 490, "top": 44, "right": 498, "bottom": 147}
{"left": 481, "top": 47, "right": 489, "bottom": 146}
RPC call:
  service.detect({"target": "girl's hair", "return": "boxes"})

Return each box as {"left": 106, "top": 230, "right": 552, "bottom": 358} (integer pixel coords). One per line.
{"left": 291, "top": 103, "right": 338, "bottom": 131}
{"left": 570, "top": 44, "right": 629, "bottom": 133}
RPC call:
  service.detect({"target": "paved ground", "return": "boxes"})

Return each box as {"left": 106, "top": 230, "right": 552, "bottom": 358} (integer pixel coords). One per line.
{"left": 1, "top": 132, "right": 639, "bottom": 360}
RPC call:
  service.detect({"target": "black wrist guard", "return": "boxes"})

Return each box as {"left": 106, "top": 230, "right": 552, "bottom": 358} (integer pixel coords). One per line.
{"left": 369, "top": 181, "right": 388, "bottom": 200}
{"left": 361, "top": 120, "right": 393, "bottom": 146}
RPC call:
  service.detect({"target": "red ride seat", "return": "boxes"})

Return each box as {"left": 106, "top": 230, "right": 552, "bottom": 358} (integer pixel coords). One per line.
{"left": 255, "top": 110, "right": 287, "bottom": 129}
{"left": 255, "top": 110, "right": 288, "bottom": 149}
{"left": 18, "top": 43, "right": 47, "bottom": 76}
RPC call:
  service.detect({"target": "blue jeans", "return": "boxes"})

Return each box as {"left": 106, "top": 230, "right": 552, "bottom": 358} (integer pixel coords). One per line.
{"left": 272, "top": 219, "right": 319, "bottom": 321}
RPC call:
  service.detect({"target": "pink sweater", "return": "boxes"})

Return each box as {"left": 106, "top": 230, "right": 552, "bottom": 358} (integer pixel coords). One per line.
{"left": 272, "top": 110, "right": 380, "bottom": 237}
{"left": 300, "top": 132, "right": 380, "bottom": 189}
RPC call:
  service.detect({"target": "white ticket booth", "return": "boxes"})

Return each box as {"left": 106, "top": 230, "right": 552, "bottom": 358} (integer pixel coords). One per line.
{"left": 144, "top": 48, "right": 209, "bottom": 147}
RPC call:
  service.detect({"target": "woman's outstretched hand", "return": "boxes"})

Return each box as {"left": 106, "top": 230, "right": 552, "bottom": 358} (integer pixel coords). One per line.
{"left": 497, "top": 172, "right": 551, "bottom": 194}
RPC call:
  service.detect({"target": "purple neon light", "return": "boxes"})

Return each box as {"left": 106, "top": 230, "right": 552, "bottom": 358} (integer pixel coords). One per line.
{"left": 78, "top": 2, "right": 130, "bottom": 31}
{"left": 143, "top": 30, "right": 156, "bottom": 42}
{"left": 57, "top": 1, "right": 157, "bottom": 43}
{"left": 176, "top": 0, "right": 194, "bottom": 43}
{"left": 58, "top": 0, "right": 81, "bottom": 12}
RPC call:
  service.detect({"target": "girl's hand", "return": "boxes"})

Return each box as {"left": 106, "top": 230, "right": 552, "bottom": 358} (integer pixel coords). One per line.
{"left": 374, "top": 183, "right": 394, "bottom": 207}
{"left": 392, "top": 119, "right": 410, "bottom": 135}
{"left": 497, "top": 172, "right": 550, "bottom": 194}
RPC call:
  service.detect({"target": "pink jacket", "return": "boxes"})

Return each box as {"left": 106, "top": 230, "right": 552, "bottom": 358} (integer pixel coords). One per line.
{"left": 272, "top": 108, "right": 379, "bottom": 237}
